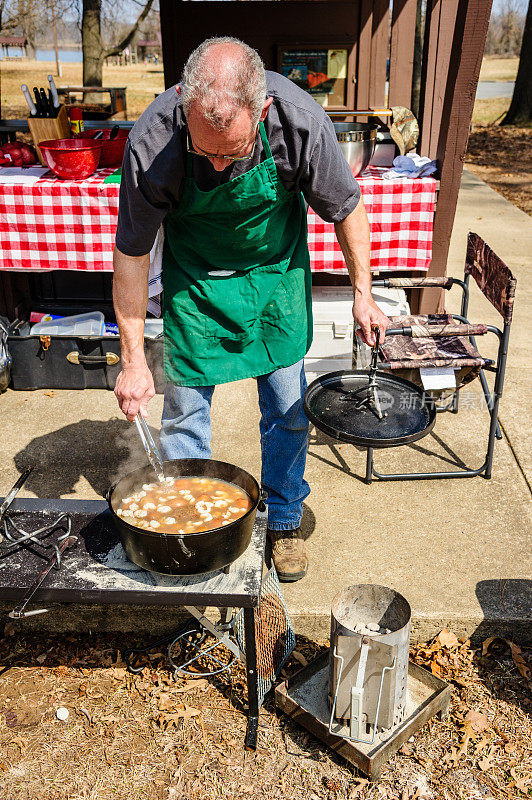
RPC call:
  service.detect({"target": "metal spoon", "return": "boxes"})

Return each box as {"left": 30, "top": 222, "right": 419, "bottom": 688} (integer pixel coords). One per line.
{"left": 134, "top": 413, "right": 165, "bottom": 482}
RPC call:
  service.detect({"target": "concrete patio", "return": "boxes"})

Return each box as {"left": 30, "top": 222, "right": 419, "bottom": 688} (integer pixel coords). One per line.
{"left": 0, "top": 169, "right": 530, "bottom": 642}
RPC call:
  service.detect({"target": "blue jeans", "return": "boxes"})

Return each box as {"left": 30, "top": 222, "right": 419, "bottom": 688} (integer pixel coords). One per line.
{"left": 159, "top": 360, "right": 310, "bottom": 530}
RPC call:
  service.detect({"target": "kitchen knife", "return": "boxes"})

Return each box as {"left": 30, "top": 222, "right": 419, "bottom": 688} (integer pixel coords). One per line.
{"left": 47, "top": 74, "right": 60, "bottom": 112}
{"left": 21, "top": 84, "right": 37, "bottom": 116}
{"left": 47, "top": 89, "right": 57, "bottom": 117}
{"left": 33, "top": 87, "right": 43, "bottom": 116}
{"left": 39, "top": 88, "right": 51, "bottom": 117}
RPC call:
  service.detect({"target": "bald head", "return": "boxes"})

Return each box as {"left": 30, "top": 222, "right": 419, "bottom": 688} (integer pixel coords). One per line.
{"left": 180, "top": 37, "right": 267, "bottom": 131}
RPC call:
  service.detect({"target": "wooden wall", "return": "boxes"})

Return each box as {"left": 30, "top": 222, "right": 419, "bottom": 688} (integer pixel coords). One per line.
{"left": 160, "top": 0, "right": 360, "bottom": 111}
{"left": 159, "top": 0, "right": 424, "bottom": 114}
{"left": 159, "top": 0, "right": 418, "bottom": 113}
{"left": 158, "top": 0, "right": 494, "bottom": 313}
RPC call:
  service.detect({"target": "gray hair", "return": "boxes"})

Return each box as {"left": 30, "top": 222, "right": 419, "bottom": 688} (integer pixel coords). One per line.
{"left": 180, "top": 37, "right": 266, "bottom": 130}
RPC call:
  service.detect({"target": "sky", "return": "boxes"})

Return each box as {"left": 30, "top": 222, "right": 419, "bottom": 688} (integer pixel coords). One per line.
{"left": 491, "top": 0, "right": 527, "bottom": 13}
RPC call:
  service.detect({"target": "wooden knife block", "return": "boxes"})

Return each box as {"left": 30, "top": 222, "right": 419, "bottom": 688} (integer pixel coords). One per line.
{"left": 27, "top": 105, "right": 71, "bottom": 165}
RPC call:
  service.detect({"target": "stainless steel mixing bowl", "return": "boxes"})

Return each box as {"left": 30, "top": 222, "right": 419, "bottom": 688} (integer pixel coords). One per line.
{"left": 334, "top": 122, "right": 378, "bottom": 176}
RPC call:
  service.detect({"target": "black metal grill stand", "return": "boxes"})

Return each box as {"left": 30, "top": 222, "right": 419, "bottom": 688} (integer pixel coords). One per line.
{"left": 0, "top": 498, "right": 275, "bottom": 749}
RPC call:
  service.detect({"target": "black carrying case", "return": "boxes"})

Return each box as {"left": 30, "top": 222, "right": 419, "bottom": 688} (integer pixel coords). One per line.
{"left": 7, "top": 334, "right": 165, "bottom": 392}
{"left": 5, "top": 272, "right": 166, "bottom": 392}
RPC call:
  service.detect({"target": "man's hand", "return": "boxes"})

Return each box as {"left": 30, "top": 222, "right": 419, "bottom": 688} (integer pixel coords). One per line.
{"left": 114, "top": 362, "right": 155, "bottom": 421}
{"left": 353, "top": 291, "right": 390, "bottom": 347}
{"left": 112, "top": 247, "right": 153, "bottom": 420}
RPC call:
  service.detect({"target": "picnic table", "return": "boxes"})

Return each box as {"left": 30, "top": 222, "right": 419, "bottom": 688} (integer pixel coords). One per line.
{"left": 0, "top": 166, "right": 436, "bottom": 274}
{"left": 57, "top": 86, "right": 128, "bottom": 120}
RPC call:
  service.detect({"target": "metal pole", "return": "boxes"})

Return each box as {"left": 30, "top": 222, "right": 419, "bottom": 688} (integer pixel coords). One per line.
{"left": 243, "top": 607, "right": 259, "bottom": 750}
{"left": 484, "top": 323, "right": 511, "bottom": 478}
{"left": 50, "top": 0, "right": 62, "bottom": 78}
{"left": 365, "top": 448, "right": 374, "bottom": 484}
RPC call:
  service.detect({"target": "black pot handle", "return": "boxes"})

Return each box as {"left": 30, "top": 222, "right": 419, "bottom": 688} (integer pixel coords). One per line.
{"left": 258, "top": 488, "right": 268, "bottom": 513}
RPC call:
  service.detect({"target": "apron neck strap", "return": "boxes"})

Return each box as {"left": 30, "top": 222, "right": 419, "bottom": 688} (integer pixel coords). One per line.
{"left": 258, "top": 121, "right": 272, "bottom": 160}
{"left": 185, "top": 132, "right": 193, "bottom": 177}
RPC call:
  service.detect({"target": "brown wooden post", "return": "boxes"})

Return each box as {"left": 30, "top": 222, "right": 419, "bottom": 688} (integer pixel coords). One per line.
{"left": 369, "top": 0, "right": 389, "bottom": 109}
{"left": 388, "top": 0, "right": 417, "bottom": 108}
{"left": 356, "top": 0, "right": 389, "bottom": 114}
{"left": 418, "top": 0, "right": 459, "bottom": 160}
{"left": 356, "top": 0, "right": 374, "bottom": 112}
{"left": 417, "top": 0, "right": 492, "bottom": 314}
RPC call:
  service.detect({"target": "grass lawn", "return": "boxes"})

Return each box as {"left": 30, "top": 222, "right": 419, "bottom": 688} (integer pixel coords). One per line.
{"left": 471, "top": 97, "right": 511, "bottom": 127}
{"left": 0, "top": 59, "right": 165, "bottom": 120}
{"left": 479, "top": 56, "right": 519, "bottom": 83}
{"left": 468, "top": 95, "right": 531, "bottom": 217}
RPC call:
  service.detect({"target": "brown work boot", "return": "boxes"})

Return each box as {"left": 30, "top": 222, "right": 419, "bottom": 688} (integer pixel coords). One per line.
{"left": 268, "top": 528, "right": 308, "bottom": 582}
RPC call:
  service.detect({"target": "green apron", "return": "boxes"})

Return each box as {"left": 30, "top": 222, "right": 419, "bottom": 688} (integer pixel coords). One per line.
{"left": 162, "top": 122, "right": 313, "bottom": 386}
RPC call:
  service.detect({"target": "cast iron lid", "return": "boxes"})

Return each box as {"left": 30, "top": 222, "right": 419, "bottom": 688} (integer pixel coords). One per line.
{"left": 303, "top": 369, "right": 436, "bottom": 448}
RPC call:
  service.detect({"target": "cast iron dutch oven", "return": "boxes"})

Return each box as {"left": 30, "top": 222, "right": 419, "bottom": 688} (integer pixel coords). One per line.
{"left": 107, "top": 458, "right": 262, "bottom": 575}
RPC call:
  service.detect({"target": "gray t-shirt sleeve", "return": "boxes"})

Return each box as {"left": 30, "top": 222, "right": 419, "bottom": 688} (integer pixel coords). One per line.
{"left": 300, "top": 113, "right": 361, "bottom": 223}
{"left": 115, "top": 140, "right": 170, "bottom": 257}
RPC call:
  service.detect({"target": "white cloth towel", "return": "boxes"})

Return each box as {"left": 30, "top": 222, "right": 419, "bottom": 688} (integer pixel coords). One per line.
{"left": 147, "top": 225, "right": 164, "bottom": 317}
{"left": 0, "top": 166, "right": 49, "bottom": 184}
{"left": 383, "top": 154, "right": 437, "bottom": 180}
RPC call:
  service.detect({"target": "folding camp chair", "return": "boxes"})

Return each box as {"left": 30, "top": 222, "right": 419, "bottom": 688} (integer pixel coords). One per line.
{"left": 367, "top": 232, "right": 517, "bottom": 482}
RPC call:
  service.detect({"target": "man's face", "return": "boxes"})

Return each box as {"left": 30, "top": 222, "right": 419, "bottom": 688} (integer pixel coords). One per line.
{"left": 187, "top": 102, "right": 257, "bottom": 172}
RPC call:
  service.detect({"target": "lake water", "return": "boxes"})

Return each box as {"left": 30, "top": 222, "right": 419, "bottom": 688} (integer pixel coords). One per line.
{"left": 0, "top": 48, "right": 82, "bottom": 62}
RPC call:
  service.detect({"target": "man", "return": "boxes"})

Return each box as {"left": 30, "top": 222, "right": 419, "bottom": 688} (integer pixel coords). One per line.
{"left": 113, "top": 37, "right": 389, "bottom": 582}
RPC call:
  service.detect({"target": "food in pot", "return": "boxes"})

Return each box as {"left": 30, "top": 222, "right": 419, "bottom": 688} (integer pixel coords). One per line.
{"left": 116, "top": 477, "right": 252, "bottom": 534}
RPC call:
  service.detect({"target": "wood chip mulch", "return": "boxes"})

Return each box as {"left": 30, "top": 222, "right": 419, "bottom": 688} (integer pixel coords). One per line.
{"left": 0, "top": 625, "right": 530, "bottom": 799}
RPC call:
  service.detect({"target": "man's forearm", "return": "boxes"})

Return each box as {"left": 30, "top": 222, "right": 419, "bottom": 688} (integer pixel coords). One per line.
{"left": 334, "top": 198, "right": 371, "bottom": 298}
{"left": 333, "top": 197, "right": 389, "bottom": 346}
{"left": 113, "top": 246, "right": 150, "bottom": 368}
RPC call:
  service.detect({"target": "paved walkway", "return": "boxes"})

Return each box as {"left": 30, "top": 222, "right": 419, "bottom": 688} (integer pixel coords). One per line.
{"left": 476, "top": 81, "right": 514, "bottom": 99}
{"left": 0, "top": 170, "right": 530, "bottom": 642}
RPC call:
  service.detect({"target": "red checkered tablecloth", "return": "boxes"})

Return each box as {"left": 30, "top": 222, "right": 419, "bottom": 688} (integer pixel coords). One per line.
{"left": 308, "top": 166, "right": 436, "bottom": 273}
{"left": 0, "top": 168, "right": 120, "bottom": 272}
{"left": 0, "top": 165, "right": 436, "bottom": 273}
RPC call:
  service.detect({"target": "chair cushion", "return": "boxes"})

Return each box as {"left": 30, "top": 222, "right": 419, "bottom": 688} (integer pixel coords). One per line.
{"left": 380, "top": 314, "right": 492, "bottom": 370}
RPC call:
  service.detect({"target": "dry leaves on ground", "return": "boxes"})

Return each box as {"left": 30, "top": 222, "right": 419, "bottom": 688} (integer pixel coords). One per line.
{"left": 0, "top": 629, "right": 529, "bottom": 800}
{"left": 466, "top": 124, "right": 532, "bottom": 215}
{"left": 482, "top": 637, "right": 532, "bottom": 686}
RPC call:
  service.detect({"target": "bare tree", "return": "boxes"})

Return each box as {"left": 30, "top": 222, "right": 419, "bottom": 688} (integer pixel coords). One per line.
{"left": 502, "top": 0, "right": 531, "bottom": 124}
{"left": 0, "top": 0, "right": 41, "bottom": 54}
{"left": 82, "top": 0, "right": 155, "bottom": 87}
{"left": 485, "top": 0, "right": 526, "bottom": 55}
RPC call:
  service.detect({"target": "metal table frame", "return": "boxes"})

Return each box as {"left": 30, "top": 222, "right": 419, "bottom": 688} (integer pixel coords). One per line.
{"left": 0, "top": 497, "right": 268, "bottom": 748}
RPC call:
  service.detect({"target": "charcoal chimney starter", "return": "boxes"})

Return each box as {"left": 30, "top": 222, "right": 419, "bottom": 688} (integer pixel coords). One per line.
{"left": 328, "top": 584, "right": 411, "bottom": 742}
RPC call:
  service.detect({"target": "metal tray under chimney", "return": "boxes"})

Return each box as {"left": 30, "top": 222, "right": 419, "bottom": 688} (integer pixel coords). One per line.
{"left": 275, "top": 651, "right": 451, "bottom": 780}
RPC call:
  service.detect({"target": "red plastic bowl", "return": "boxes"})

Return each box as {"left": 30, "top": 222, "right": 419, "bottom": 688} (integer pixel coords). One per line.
{"left": 89, "top": 129, "right": 129, "bottom": 167}
{"left": 39, "top": 138, "right": 102, "bottom": 180}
